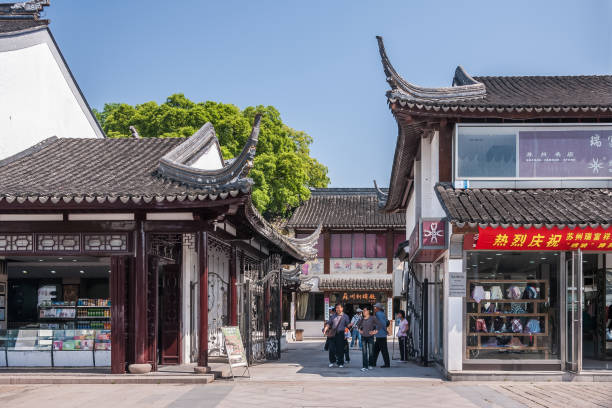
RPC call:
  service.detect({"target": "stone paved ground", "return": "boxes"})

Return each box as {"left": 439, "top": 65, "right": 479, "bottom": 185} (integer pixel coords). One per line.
{"left": 0, "top": 340, "right": 610, "bottom": 407}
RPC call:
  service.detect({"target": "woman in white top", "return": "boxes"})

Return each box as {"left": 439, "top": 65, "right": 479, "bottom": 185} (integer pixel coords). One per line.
{"left": 396, "top": 310, "right": 409, "bottom": 362}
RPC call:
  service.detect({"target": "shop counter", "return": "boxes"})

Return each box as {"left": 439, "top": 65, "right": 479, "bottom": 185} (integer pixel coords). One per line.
{"left": 0, "top": 329, "right": 111, "bottom": 367}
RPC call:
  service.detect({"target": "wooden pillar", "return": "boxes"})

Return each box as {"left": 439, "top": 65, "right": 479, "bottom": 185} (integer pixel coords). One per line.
{"left": 229, "top": 245, "right": 238, "bottom": 326}
{"left": 323, "top": 230, "right": 331, "bottom": 274}
{"left": 110, "top": 256, "right": 127, "bottom": 374}
{"left": 386, "top": 229, "right": 394, "bottom": 274}
{"left": 438, "top": 119, "right": 453, "bottom": 182}
{"left": 128, "top": 218, "right": 151, "bottom": 374}
{"left": 195, "top": 230, "right": 210, "bottom": 373}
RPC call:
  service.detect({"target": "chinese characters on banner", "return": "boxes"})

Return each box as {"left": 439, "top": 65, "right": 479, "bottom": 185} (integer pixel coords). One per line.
{"left": 476, "top": 226, "right": 612, "bottom": 251}
{"left": 519, "top": 130, "right": 612, "bottom": 178}
{"left": 339, "top": 292, "right": 380, "bottom": 303}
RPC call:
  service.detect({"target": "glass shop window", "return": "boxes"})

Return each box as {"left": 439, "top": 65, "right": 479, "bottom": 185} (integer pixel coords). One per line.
{"left": 465, "top": 251, "right": 561, "bottom": 361}
{"left": 457, "top": 129, "right": 516, "bottom": 178}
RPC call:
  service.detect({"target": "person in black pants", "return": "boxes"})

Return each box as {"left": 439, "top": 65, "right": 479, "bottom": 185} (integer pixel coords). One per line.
{"left": 370, "top": 302, "right": 390, "bottom": 368}
{"left": 323, "top": 304, "right": 351, "bottom": 368}
{"left": 396, "top": 310, "right": 409, "bottom": 362}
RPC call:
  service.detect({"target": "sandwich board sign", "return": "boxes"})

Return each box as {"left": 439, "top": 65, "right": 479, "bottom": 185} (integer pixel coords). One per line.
{"left": 221, "top": 326, "right": 250, "bottom": 378}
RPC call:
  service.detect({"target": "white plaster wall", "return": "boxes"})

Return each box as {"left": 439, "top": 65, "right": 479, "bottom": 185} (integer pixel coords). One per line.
{"left": 0, "top": 42, "right": 98, "bottom": 159}
{"left": 421, "top": 132, "right": 445, "bottom": 219}
{"left": 444, "top": 256, "right": 463, "bottom": 372}
{"left": 181, "top": 234, "right": 197, "bottom": 364}
{"left": 191, "top": 144, "right": 223, "bottom": 170}
{"left": 405, "top": 189, "right": 416, "bottom": 236}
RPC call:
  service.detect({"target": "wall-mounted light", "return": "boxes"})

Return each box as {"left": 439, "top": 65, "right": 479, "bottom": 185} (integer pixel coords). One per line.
{"left": 50, "top": 270, "right": 56, "bottom": 274}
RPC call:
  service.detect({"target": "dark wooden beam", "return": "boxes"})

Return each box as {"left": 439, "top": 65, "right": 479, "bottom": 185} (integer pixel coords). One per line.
{"left": 386, "top": 229, "right": 393, "bottom": 274}
{"left": 129, "top": 215, "right": 150, "bottom": 373}
{"left": 195, "top": 230, "right": 210, "bottom": 373}
{"left": 229, "top": 245, "right": 238, "bottom": 326}
{"left": 110, "top": 255, "right": 128, "bottom": 374}
{"left": 323, "top": 230, "right": 330, "bottom": 275}
{"left": 0, "top": 220, "right": 135, "bottom": 233}
{"left": 438, "top": 119, "right": 454, "bottom": 182}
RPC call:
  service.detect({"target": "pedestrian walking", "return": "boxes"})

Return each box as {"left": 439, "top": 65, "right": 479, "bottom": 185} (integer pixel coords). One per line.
{"left": 357, "top": 306, "right": 382, "bottom": 371}
{"left": 323, "top": 306, "right": 335, "bottom": 353}
{"left": 396, "top": 310, "right": 409, "bottom": 362}
{"left": 350, "top": 308, "right": 363, "bottom": 349}
{"left": 343, "top": 327, "right": 351, "bottom": 364}
{"left": 323, "top": 304, "right": 351, "bottom": 368}
{"left": 370, "top": 302, "right": 390, "bottom": 368}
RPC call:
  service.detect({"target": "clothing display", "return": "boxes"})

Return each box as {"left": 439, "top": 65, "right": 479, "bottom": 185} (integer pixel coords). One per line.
{"left": 472, "top": 285, "right": 486, "bottom": 303}
{"left": 511, "top": 318, "right": 523, "bottom": 333}
{"left": 507, "top": 286, "right": 522, "bottom": 300}
{"left": 490, "top": 286, "right": 503, "bottom": 300}
{"left": 525, "top": 319, "right": 541, "bottom": 334}
{"left": 510, "top": 303, "right": 526, "bottom": 314}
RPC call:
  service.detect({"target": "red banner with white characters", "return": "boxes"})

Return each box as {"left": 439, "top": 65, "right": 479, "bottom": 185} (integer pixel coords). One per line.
{"left": 475, "top": 226, "right": 612, "bottom": 251}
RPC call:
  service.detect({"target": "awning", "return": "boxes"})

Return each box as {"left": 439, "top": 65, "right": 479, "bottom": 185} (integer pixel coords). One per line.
{"left": 318, "top": 277, "right": 392, "bottom": 291}
{"left": 435, "top": 183, "right": 612, "bottom": 228}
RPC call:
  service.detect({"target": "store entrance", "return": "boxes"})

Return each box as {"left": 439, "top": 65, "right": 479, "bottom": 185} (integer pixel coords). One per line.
{"left": 1, "top": 256, "right": 111, "bottom": 368}
{"left": 581, "top": 253, "right": 612, "bottom": 370}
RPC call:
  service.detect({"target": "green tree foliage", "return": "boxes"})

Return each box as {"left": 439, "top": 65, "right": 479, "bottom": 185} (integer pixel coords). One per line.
{"left": 94, "top": 94, "right": 329, "bottom": 217}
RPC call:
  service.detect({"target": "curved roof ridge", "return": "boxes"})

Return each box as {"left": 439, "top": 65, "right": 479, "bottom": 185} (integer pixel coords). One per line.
{"left": 376, "top": 36, "right": 487, "bottom": 103}
{"left": 157, "top": 114, "right": 260, "bottom": 191}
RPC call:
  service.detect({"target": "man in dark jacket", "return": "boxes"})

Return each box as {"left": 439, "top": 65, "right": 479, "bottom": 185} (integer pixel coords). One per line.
{"left": 370, "top": 302, "right": 390, "bottom": 368}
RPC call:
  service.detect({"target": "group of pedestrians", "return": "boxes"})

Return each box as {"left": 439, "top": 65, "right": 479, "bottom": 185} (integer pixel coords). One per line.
{"left": 324, "top": 302, "right": 409, "bottom": 372}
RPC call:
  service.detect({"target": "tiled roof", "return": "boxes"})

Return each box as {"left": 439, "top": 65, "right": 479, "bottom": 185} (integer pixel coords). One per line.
{"left": 0, "top": 137, "right": 250, "bottom": 204}
{"left": 0, "top": 19, "right": 47, "bottom": 34}
{"left": 287, "top": 188, "right": 404, "bottom": 229}
{"left": 377, "top": 36, "right": 612, "bottom": 113}
{"left": 435, "top": 183, "right": 612, "bottom": 227}
{"left": 318, "top": 277, "right": 392, "bottom": 291}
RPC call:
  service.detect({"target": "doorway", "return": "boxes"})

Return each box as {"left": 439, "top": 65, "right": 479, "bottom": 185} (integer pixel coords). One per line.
{"left": 581, "top": 253, "right": 612, "bottom": 370}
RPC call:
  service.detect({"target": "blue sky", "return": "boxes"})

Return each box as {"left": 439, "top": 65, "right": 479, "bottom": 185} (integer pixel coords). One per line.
{"left": 46, "top": 1, "right": 611, "bottom": 187}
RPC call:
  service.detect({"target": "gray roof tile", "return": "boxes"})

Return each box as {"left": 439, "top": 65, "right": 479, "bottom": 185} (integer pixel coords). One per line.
{"left": 287, "top": 188, "right": 404, "bottom": 229}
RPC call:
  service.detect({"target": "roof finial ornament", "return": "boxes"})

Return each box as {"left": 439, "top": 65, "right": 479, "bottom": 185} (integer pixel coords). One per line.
{"left": 129, "top": 125, "right": 140, "bottom": 139}
{"left": 375, "top": 35, "right": 486, "bottom": 103}
{"left": 1, "top": 0, "right": 49, "bottom": 19}
{"left": 373, "top": 180, "right": 388, "bottom": 209}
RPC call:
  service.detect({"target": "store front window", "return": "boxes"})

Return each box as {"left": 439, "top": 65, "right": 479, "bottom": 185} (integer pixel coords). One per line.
{"left": 465, "top": 251, "right": 561, "bottom": 361}
{"left": 0, "top": 256, "right": 111, "bottom": 367}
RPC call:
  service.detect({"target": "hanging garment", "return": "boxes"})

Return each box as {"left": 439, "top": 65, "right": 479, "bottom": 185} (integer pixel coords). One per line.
{"left": 493, "top": 317, "right": 506, "bottom": 333}
{"left": 507, "top": 286, "right": 523, "bottom": 300}
{"left": 490, "top": 286, "right": 503, "bottom": 300}
{"left": 484, "top": 303, "right": 496, "bottom": 313}
{"left": 472, "top": 286, "right": 486, "bottom": 303}
{"left": 511, "top": 303, "right": 526, "bottom": 314}
{"left": 525, "top": 319, "right": 541, "bottom": 334}
{"left": 522, "top": 285, "right": 538, "bottom": 299}
{"left": 475, "top": 318, "right": 488, "bottom": 333}
{"left": 511, "top": 318, "right": 523, "bottom": 333}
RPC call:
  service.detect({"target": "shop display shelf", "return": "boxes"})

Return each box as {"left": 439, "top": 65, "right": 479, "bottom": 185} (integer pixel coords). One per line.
{"left": 468, "top": 332, "right": 548, "bottom": 336}
{"left": 76, "top": 306, "right": 110, "bottom": 309}
{"left": 465, "top": 278, "right": 550, "bottom": 360}
{"left": 467, "top": 312, "right": 548, "bottom": 317}
{"left": 467, "top": 299, "right": 547, "bottom": 303}
{"left": 76, "top": 317, "right": 110, "bottom": 319}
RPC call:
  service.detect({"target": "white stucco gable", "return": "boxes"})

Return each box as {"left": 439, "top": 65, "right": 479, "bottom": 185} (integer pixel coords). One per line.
{"left": 0, "top": 27, "right": 104, "bottom": 160}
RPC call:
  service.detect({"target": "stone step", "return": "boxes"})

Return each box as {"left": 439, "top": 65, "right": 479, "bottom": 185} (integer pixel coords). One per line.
{"left": 0, "top": 374, "right": 215, "bottom": 385}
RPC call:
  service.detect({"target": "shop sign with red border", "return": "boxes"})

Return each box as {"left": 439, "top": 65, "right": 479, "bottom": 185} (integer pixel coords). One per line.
{"left": 474, "top": 226, "right": 612, "bottom": 251}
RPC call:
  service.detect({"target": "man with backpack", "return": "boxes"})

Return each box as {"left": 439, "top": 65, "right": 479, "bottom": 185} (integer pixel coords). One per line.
{"left": 370, "top": 302, "right": 390, "bottom": 368}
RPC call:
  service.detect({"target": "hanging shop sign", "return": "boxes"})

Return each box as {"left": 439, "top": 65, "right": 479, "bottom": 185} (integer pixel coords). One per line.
{"left": 474, "top": 226, "right": 612, "bottom": 251}
{"left": 407, "top": 219, "right": 448, "bottom": 262}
